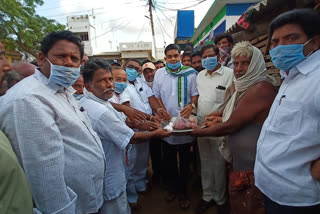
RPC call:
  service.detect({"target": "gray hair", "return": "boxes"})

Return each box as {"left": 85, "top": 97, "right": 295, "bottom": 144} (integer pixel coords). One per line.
{"left": 231, "top": 41, "right": 253, "bottom": 60}
{"left": 3, "top": 70, "right": 22, "bottom": 88}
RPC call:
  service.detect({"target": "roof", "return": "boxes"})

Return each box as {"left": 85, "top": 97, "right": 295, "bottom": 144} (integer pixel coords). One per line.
{"left": 190, "top": 0, "right": 261, "bottom": 43}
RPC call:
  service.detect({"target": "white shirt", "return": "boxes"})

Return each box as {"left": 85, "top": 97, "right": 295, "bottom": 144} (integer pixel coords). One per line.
{"left": 254, "top": 50, "right": 320, "bottom": 206}
{"left": 80, "top": 92, "right": 134, "bottom": 200}
{"left": 0, "top": 69, "right": 106, "bottom": 213}
{"left": 153, "top": 67, "right": 198, "bottom": 144}
{"left": 120, "top": 77, "right": 153, "bottom": 115}
{"left": 197, "top": 66, "right": 233, "bottom": 118}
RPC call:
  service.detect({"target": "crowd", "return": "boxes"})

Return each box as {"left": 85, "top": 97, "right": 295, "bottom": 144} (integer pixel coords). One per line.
{"left": 0, "top": 8, "right": 319, "bottom": 214}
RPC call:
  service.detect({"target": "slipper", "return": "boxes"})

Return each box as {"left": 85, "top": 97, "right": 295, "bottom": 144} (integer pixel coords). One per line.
{"left": 179, "top": 194, "right": 191, "bottom": 210}
{"left": 165, "top": 191, "right": 176, "bottom": 202}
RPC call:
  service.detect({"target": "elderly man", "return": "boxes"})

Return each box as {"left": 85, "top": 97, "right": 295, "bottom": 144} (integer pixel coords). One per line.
{"left": 153, "top": 43, "right": 198, "bottom": 210}
{"left": 195, "top": 44, "right": 234, "bottom": 214}
{"left": 254, "top": 9, "right": 320, "bottom": 214}
{"left": 0, "top": 31, "right": 107, "bottom": 213}
{"left": 0, "top": 42, "right": 13, "bottom": 95}
{"left": 109, "top": 66, "right": 128, "bottom": 103}
{"left": 214, "top": 33, "right": 234, "bottom": 68}
{"left": 79, "top": 58, "right": 170, "bottom": 213}
{"left": 141, "top": 62, "right": 156, "bottom": 87}
{"left": 192, "top": 41, "right": 277, "bottom": 214}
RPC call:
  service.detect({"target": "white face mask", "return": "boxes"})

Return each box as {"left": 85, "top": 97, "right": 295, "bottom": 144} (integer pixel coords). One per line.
{"left": 46, "top": 58, "right": 80, "bottom": 88}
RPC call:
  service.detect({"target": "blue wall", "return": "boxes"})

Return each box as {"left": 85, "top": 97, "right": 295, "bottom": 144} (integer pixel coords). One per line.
{"left": 213, "top": 20, "right": 226, "bottom": 36}
{"left": 176, "top": 10, "right": 194, "bottom": 40}
{"left": 226, "top": 3, "right": 253, "bottom": 16}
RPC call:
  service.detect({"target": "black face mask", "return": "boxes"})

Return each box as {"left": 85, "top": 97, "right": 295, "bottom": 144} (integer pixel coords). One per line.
{"left": 195, "top": 66, "right": 205, "bottom": 72}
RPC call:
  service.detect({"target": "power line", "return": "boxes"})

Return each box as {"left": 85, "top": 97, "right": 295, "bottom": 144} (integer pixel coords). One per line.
{"left": 136, "top": 20, "right": 147, "bottom": 42}
{"left": 155, "top": 0, "right": 207, "bottom": 11}
{"left": 155, "top": 10, "right": 173, "bottom": 40}
{"left": 156, "top": 7, "right": 175, "bottom": 27}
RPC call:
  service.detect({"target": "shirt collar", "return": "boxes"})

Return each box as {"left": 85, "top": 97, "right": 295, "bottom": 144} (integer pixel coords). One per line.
{"left": 34, "top": 69, "right": 75, "bottom": 94}
{"left": 281, "top": 49, "right": 320, "bottom": 79}
{"left": 205, "top": 65, "right": 223, "bottom": 76}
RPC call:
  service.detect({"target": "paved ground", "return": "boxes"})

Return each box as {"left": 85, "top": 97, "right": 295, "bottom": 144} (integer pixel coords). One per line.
{"left": 134, "top": 176, "right": 219, "bottom": 214}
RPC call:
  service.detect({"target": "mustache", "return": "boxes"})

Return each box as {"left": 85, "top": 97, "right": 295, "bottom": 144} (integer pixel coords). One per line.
{"left": 103, "top": 88, "right": 115, "bottom": 93}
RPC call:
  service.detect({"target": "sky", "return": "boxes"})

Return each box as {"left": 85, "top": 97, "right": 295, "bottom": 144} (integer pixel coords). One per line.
{"left": 35, "top": 0, "right": 214, "bottom": 53}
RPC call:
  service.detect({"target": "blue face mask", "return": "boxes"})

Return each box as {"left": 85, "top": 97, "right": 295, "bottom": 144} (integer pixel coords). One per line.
{"left": 126, "top": 68, "right": 139, "bottom": 82}
{"left": 269, "top": 39, "right": 312, "bottom": 71}
{"left": 167, "top": 61, "right": 181, "bottom": 70}
{"left": 73, "top": 93, "right": 84, "bottom": 100}
{"left": 202, "top": 56, "right": 218, "bottom": 71}
{"left": 114, "top": 81, "right": 128, "bottom": 93}
{"left": 46, "top": 58, "right": 80, "bottom": 88}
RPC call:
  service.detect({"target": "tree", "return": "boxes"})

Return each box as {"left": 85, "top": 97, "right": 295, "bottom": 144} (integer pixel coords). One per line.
{"left": 0, "top": 0, "right": 65, "bottom": 57}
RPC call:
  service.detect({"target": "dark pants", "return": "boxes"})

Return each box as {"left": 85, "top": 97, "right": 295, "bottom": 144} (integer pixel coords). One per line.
{"left": 163, "top": 142, "right": 192, "bottom": 195}
{"left": 149, "top": 138, "right": 163, "bottom": 178}
{"left": 264, "top": 194, "right": 320, "bottom": 214}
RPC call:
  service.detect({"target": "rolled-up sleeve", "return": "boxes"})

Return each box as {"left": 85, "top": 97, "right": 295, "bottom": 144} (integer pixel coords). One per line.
{"left": 120, "top": 88, "right": 131, "bottom": 104}
{"left": 7, "top": 98, "right": 77, "bottom": 214}
{"left": 95, "top": 110, "right": 134, "bottom": 150}
{"left": 190, "top": 73, "right": 199, "bottom": 97}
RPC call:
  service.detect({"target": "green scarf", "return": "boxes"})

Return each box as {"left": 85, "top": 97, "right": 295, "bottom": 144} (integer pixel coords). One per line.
{"left": 166, "top": 65, "right": 197, "bottom": 107}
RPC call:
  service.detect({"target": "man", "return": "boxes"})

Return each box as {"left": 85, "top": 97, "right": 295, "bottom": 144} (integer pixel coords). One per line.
{"left": 195, "top": 44, "right": 234, "bottom": 214}
{"left": 254, "top": 9, "right": 320, "bottom": 214}
{"left": 121, "top": 58, "right": 169, "bottom": 208}
{"left": 0, "top": 31, "right": 107, "bottom": 213}
{"left": 182, "top": 52, "right": 192, "bottom": 66}
{"left": 214, "top": 33, "right": 234, "bottom": 68}
{"left": 154, "top": 60, "right": 165, "bottom": 71}
{"left": 109, "top": 66, "right": 128, "bottom": 104}
{"left": 79, "top": 58, "right": 170, "bottom": 213}
{"left": 72, "top": 74, "right": 85, "bottom": 100}
{"left": 111, "top": 59, "right": 122, "bottom": 68}
{"left": 153, "top": 43, "right": 198, "bottom": 209}
{"left": 142, "top": 62, "right": 156, "bottom": 88}
{"left": 192, "top": 41, "right": 277, "bottom": 214}
{"left": 191, "top": 51, "right": 204, "bottom": 72}
{"left": 0, "top": 42, "right": 33, "bottom": 214}
{"left": 1, "top": 70, "right": 22, "bottom": 91}
{"left": 81, "top": 53, "right": 89, "bottom": 65}
{"left": 14, "top": 62, "right": 36, "bottom": 78}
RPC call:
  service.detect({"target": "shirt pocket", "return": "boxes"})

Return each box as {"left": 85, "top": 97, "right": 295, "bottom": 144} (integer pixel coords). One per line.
{"left": 213, "top": 88, "right": 226, "bottom": 103}
{"left": 270, "top": 100, "right": 302, "bottom": 136}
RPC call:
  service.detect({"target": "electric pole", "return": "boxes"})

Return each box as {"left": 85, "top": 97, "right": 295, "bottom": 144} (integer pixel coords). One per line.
{"left": 148, "top": 0, "right": 158, "bottom": 60}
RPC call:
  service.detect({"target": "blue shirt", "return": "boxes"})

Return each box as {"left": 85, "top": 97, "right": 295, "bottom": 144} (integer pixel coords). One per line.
{"left": 80, "top": 91, "right": 134, "bottom": 200}
{"left": 254, "top": 50, "right": 320, "bottom": 206}
{"left": 0, "top": 69, "right": 106, "bottom": 214}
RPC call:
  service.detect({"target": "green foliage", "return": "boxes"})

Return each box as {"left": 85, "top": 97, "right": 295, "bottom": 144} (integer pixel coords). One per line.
{"left": 0, "top": 0, "right": 65, "bottom": 57}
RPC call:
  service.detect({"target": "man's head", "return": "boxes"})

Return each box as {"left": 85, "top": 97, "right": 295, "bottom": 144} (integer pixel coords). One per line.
{"left": 142, "top": 62, "right": 156, "bottom": 82}
{"left": 191, "top": 51, "right": 204, "bottom": 72}
{"left": 82, "top": 58, "right": 114, "bottom": 101}
{"left": 111, "top": 60, "right": 121, "bottom": 68}
{"left": 72, "top": 74, "right": 84, "bottom": 94}
{"left": 269, "top": 9, "right": 320, "bottom": 56}
{"left": 14, "top": 62, "right": 36, "bottom": 78}
{"left": 182, "top": 53, "right": 191, "bottom": 66}
{"left": 154, "top": 60, "right": 165, "bottom": 70}
{"left": 164, "top": 44, "right": 182, "bottom": 67}
{"left": 214, "top": 33, "right": 234, "bottom": 49}
{"left": 232, "top": 41, "right": 253, "bottom": 79}
{"left": 112, "top": 66, "right": 128, "bottom": 94}
{"left": 81, "top": 54, "right": 89, "bottom": 65}
{"left": 0, "top": 42, "right": 12, "bottom": 74}
{"left": 124, "top": 59, "right": 141, "bottom": 82}
{"left": 200, "top": 44, "right": 220, "bottom": 71}
{"left": 38, "top": 31, "right": 84, "bottom": 79}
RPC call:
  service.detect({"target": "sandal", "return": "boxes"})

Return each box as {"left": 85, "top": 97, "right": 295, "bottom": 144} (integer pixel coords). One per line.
{"left": 178, "top": 194, "right": 191, "bottom": 210}
{"left": 196, "top": 199, "right": 215, "bottom": 214}
{"left": 165, "top": 191, "right": 176, "bottom": 202}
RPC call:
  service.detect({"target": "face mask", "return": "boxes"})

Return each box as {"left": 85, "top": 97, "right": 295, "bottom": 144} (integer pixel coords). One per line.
{"left": 114, "top": 81, "right": 128, "bottom": 93}
{"left": 73, "top": 93, "right": 84, "bottom": 100}
{"left": 126, "top": 68, "right": 139, "bottom": 82}
{"left": 202, "top": 56, "right": 218, "bottom": 71}
{"left": 269, "top": 39, "right": 312, "bottom": 71}
{"left": 146, "top": 81, "right": 153, "bottom": 88}
{"left": 46, "top": 58, "right": 80, "bottom": 88}
{"left": 167, "top": 61, "right": 181, "bottom": 70}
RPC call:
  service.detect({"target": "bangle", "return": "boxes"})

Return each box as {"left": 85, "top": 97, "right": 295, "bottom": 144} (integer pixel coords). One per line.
{"left": 191, "top": 103, "right": 196, "bottom": 109}
{"left": 150, "top": 115, "right": 153, "bottom": 121}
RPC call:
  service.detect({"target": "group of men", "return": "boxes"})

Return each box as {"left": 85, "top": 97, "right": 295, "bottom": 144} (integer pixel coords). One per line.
{"left": 0, "top": 8, "right": 319, "bottom": 214}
